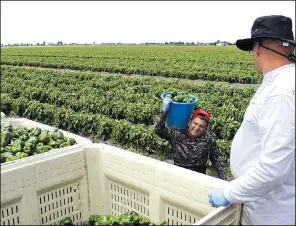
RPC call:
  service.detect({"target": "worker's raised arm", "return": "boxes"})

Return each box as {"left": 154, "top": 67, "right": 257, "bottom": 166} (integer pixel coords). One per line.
{"left": 154, "top": 98, "right": 174, "bottom": 140}
{"left": 224, "top": 94, "right": 295, "bottom": 203}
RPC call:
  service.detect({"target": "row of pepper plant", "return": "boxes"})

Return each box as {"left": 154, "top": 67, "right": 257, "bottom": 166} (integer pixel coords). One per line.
{"left": 1, "top": 66, "right": 256, "bottom": 173}
{"left": 1, "top": 45, "right": 260, "bottom": 83}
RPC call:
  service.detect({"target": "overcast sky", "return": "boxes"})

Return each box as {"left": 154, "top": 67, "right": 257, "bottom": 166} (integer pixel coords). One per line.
{"left": 1, "top": 1, "right": 295, "bottom": 45}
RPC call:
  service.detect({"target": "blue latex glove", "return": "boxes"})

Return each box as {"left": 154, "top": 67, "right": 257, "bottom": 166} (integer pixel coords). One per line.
{"left": 162, "top": 98, "right": 172, "bottom": 112}
{"left": 208, "top": 188, "right": 230, "bottom": 208}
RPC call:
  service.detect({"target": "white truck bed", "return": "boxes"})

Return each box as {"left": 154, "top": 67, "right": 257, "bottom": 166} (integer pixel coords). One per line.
{"left": 1, "top": 142, "right": 241, "bottom": 225}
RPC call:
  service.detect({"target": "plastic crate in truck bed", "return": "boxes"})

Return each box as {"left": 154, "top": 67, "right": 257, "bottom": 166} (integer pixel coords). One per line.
{"left": 1, "top": 143, "right": 242, "bottom": 225}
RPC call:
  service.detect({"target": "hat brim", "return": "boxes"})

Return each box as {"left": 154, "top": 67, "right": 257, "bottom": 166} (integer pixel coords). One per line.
{"left": 236, "top": 36, "right": 296, "bottom": 51}
{"left": 236, "top": 38, "right": 256, "bottom": 51}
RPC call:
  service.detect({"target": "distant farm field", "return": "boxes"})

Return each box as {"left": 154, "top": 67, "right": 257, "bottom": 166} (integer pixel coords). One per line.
{"left": 1, "top": 45, "right": 260, "bottom": 83}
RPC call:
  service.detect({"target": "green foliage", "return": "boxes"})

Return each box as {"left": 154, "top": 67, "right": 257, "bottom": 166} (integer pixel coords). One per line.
{"left": 1, "top": 45, "right": 260, "bottom": 83}
{"left": 1, "top": 65, "right": 256, "bottom": 173}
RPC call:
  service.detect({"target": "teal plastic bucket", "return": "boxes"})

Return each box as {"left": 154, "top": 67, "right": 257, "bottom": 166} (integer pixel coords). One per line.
{"left": 161, "top": 92, "right": 198, "bottom": 130}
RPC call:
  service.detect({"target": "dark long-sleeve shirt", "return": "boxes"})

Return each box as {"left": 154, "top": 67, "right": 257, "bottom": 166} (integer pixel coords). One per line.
{"left": 155, "top": 111, "right": 228, "bottom": 180}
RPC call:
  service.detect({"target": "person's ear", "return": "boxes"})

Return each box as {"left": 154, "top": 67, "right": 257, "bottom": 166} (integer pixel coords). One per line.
{"left": 254, "top": 43, "right": 260, "bottom": 57}
{"left": 188, "top": 118, "right": 193, "bottom": 126}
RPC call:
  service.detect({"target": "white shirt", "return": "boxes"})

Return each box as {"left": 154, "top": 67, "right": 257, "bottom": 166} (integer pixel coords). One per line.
{"left": 224, "top": 64, "right": 295, "bottom": 225}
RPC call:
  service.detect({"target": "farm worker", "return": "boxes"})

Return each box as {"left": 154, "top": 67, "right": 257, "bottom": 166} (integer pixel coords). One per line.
{"left": 155, "top": 98, "right": 228, "bottom": 181}
{"left": 208, "top": 15, "right": 295, "bottom": 225}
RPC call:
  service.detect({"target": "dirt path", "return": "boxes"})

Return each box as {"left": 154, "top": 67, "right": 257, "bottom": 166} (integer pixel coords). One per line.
{"left": 7, "top": 65, "right": 260, "bottom": 88}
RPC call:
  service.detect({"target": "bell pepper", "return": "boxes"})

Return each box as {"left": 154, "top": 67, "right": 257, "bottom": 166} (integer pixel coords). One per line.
{"left": 13, "top": 139, "right": 24, "bottom": 147}
{"left": 96, "top": 215, "right": 114, "bottom": 226}
{"left": 129, "top": 211, "right": 140, "bottom": 224}
{"left": 2, "top": 131, "right": 13, "bottom": 144}
{"left": 15, "top": 152, "right": 22, "bottom": 159}
{"left": 39, "top": 133, "right": 50, "bottom": 144}
{"left": 4, "top": 146, "right": 12, "bottom": 153}
{"left": 60, "top": 142, "right": 69, "bottom": 148}
{"left": 56, "top": 131, "right": 64, "bottom": 139}
{"left": 31, "top": 127, "right": 41, "bottom": 137}
{"left": 19, "top": 134, "right": 29, "bottom": 142}
{"left": 88, "top": 215, "right": 100, "bottom": 226}
{"left": 6, "top": 155, "right": 17, "bottom": 162}
{"left": 118, "top": 212, "right": 133, "bottom": 225}
{"left": 60, "top": 217, "right": 73, "bottom": 225}
{"left": 16, "top": 128, "right": 27, "bottom": 136}
{"left": 1, "top": 152, "right": 12, "bottom": 163}
{"left": 139, "top": 217, "right": 151, "bottom": 226}
{"left": 20, "top": 152, "right": 29, "bottom": 159}
{"left": 24, "top": 142, "right": 34, "bottom": 149}
{"left": 27, "top": 137, "right": 39, "bottom": 145}
{"left": 56, "top": 139, "right": 65, "bottom": 146}
{"left": 48, "top": 140, "right": 59, "bottom": 148}
{"left": 24, "top": 148, "right": 32, "bottom": 155}
{"left": 83, "top": 220, "right": 89, "bottom": 226}
{"left": 36, "top": 142, "right": 44, "bottom": 147}
{"left": 36, "top": 145, "right": 50, "bottom": 154}
{"left": 67, "top": 138, "right": 76, "bottom": 145}
{"left": 11, "top": 144, "right": 22, "bottom": 154}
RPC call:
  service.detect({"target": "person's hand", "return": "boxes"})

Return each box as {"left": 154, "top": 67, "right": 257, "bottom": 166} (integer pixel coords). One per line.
{"left": 162, "top": 97, "right": 172, "bottom": 112}
{"left": 208, "top": 188, "right": 230, "bottom": 208}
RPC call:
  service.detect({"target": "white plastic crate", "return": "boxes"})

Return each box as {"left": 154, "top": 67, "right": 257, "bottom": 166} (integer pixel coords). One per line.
{"left": 1, "top": 143, "right": 241, "bottom": 225}
{"left": 1, "top": 117, "right": 92, "bottom": 168}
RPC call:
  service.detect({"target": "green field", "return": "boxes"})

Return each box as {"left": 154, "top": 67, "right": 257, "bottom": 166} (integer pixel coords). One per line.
{"left": 1, "top": 45, "right": 259, "bottom": 178}
{"left": 1, "top": 45, "right": 260, "bottom": 83}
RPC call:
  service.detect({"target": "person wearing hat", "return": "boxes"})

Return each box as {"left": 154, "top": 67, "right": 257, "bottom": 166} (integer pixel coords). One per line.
{"left": 155, "top": 97, "right": 228, "bottom": 181}
{"left": 208, "top": 15, "right": 295, "bottom": 225}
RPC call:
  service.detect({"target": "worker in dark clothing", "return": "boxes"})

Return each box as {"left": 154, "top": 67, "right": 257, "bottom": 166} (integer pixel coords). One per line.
{"left": 155, "top": 97, "right": 228, "bottom": 181}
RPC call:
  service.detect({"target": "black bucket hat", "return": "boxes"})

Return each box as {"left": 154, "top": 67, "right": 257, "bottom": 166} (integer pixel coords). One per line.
{"left": 236, "top": 15, "right": 296, "bottom": 51}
